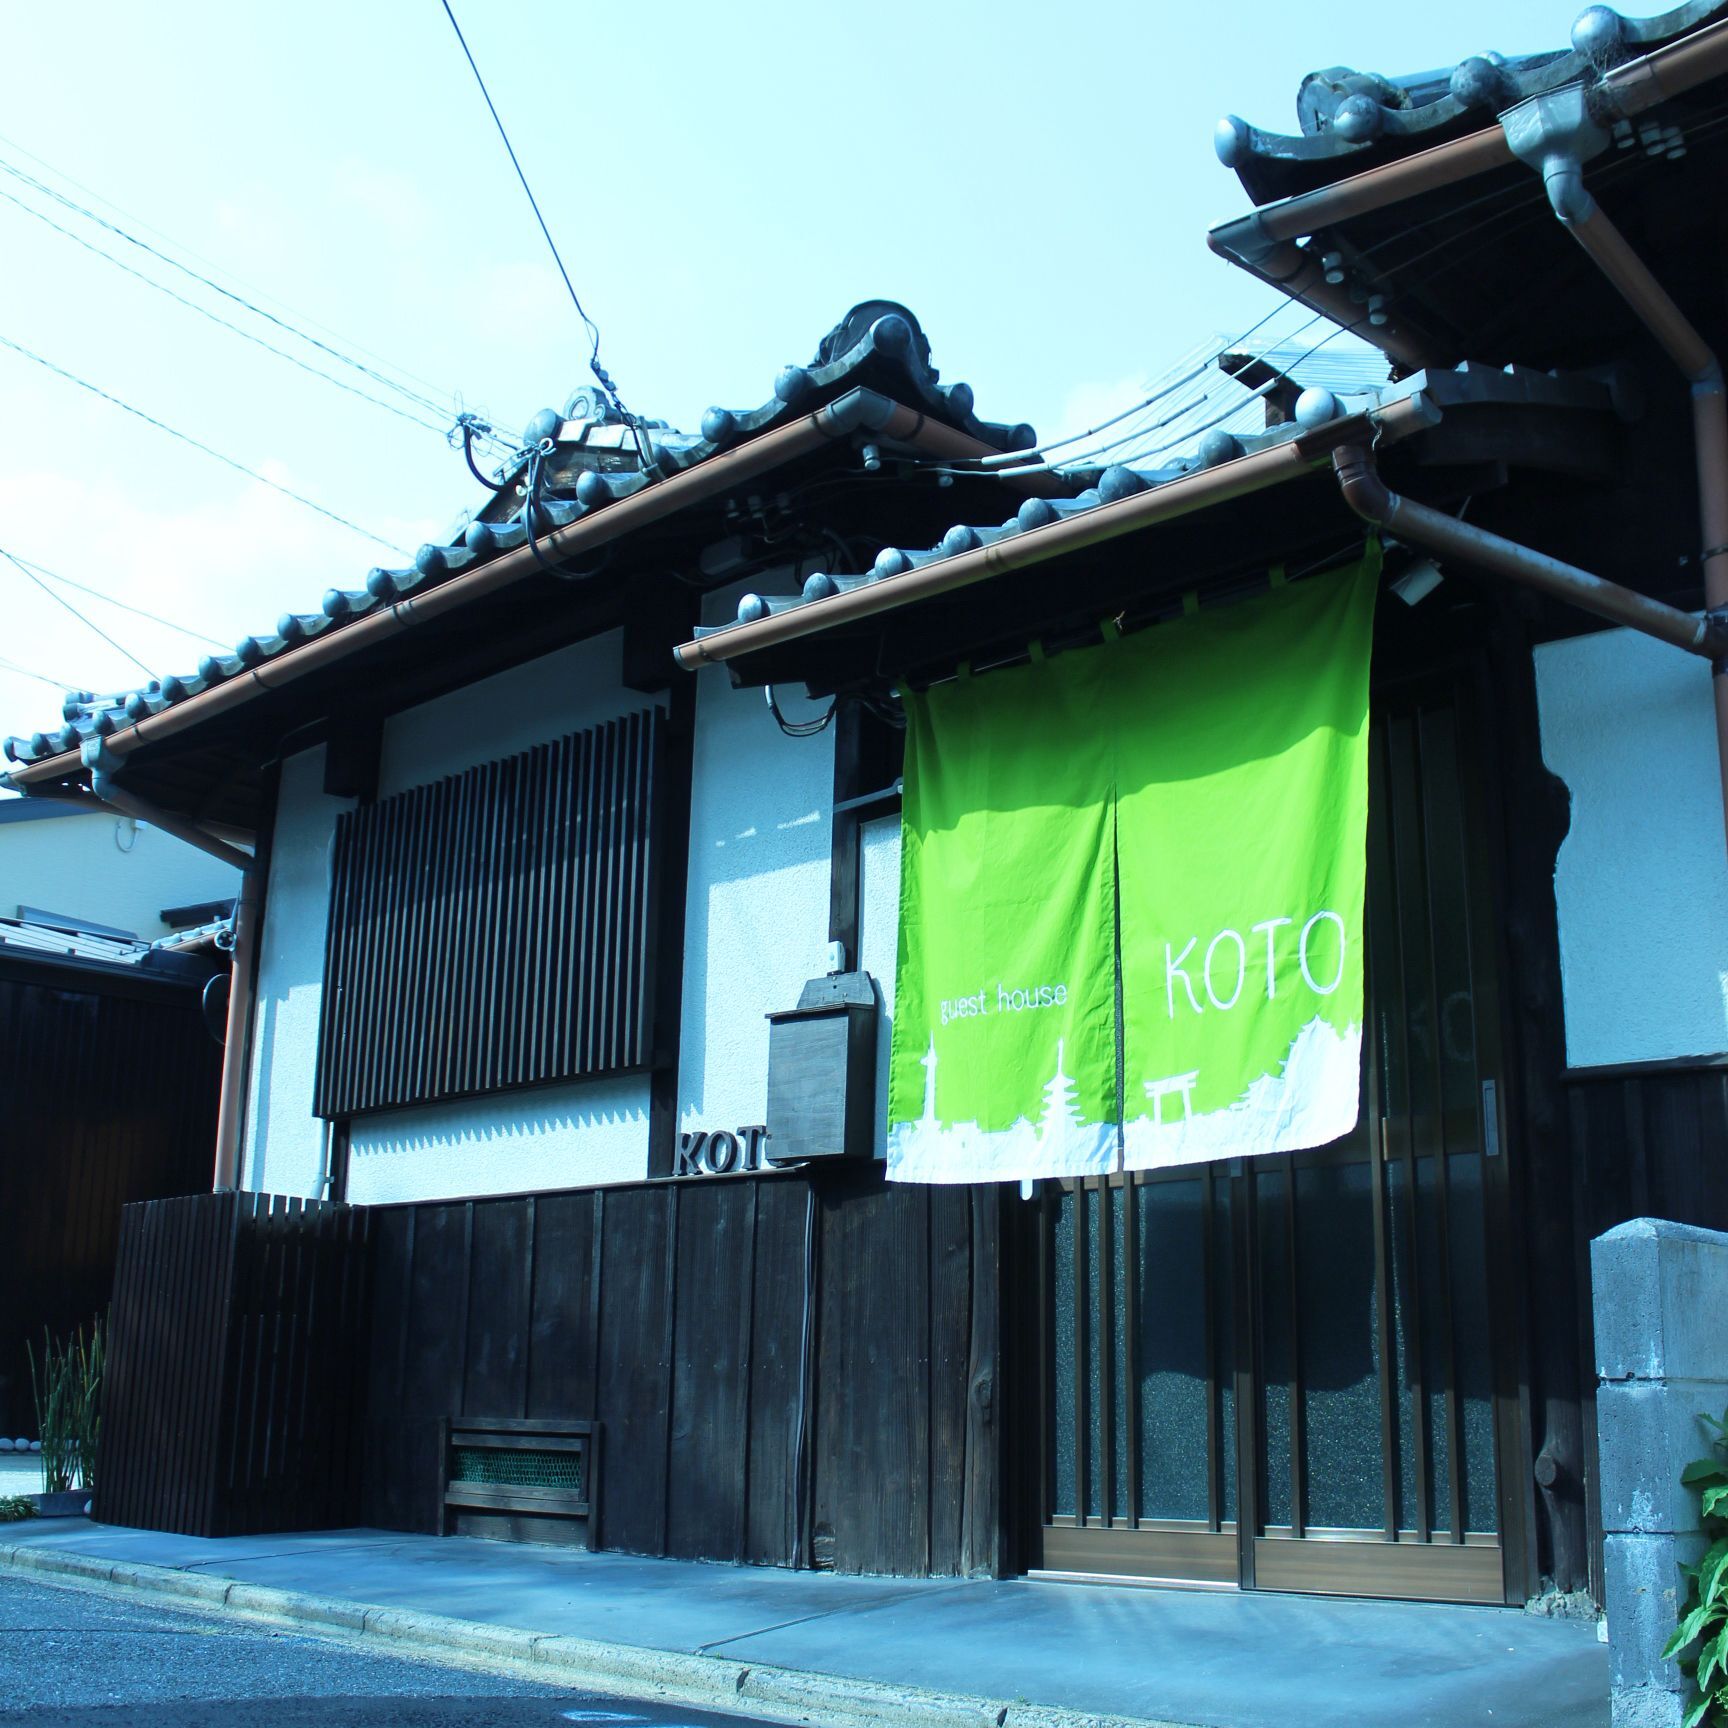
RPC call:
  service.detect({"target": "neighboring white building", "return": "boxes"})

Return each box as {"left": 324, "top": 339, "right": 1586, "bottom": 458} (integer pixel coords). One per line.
{"left": 0, "top": 798, "right": 241, "bottom": 942}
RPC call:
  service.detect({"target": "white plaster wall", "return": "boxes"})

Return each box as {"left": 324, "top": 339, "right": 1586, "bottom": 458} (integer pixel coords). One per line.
{"left": 1534, "top": 626, "right": 1728, "bottom": 1066}
{"left": 243, "top": 744, "right": 349, "bottom": 1198}
{"left": 376, "top": 629, "right": 653, "bottom": 797}
{"left": 676, "top": 646, "right": 836, "bottom": 1140}
{"left": 0, "top": 809, "right": 240, "bottom": 939}
{"left": 243, "top": 631, "right": 666, "bottom": 1201}
{"left": 344, "top": 1077, "right": 649, "bottom": 1204}
{"left": 859, "top": 814, "right": 902, "bottom": 1157}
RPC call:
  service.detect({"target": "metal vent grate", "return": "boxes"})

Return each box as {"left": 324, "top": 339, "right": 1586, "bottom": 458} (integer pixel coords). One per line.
{"left": 450, "top": 1444, "right": 582, "bottom": 1494}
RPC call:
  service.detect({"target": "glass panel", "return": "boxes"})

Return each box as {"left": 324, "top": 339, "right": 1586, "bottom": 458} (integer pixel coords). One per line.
{"left": 1212, "top": 1171, "right": 1237, "bottom": 1525}
{"left": 1256, "top": 1165, "right": 1292, "bottom": 1529}
{"left": 1051, "top": 1188, "right": 1076, "bottom": 1518}
{"left": 1111, "top": 1184, "right": 1129, "bottom": 1521}
{"left": 1295, "top": 1159, "right": 1387, "bottom": 1531}
{"left": 1449, "top": 1150, "right": 1499, "bottom": 1532}
{"left": 1416, "top": 1153, "right": 1454, "bottom": 1534}
{"left": 1134, "top": 1176, "right": 1210, "bottom": 1522}
{"left": 1384, "top": 1151, "right": 1419, "bottom": 1534}
{"left": 1086, "top": 1186, "right": 1104, "bottom": 1519}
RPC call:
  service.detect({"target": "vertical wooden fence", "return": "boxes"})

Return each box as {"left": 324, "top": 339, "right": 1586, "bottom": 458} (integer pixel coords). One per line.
{"left": 99, "top": 1168, "right": 1007, "bottom": 1576}
{"left": 100, "top": 1192, "right": 370, "bottom": 1537}
{"left": 360, "top": 1164, "right": 1007, "bottom": 1576}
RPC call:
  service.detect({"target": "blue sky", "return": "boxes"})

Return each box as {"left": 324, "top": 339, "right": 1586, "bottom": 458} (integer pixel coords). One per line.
{"left": 0, "top": 1, "right": 1627, "bottom": 747}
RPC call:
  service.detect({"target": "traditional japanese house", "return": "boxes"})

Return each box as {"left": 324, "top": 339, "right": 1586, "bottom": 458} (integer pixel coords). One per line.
{"left": 9, "top": 1, "right": 1728, "bottom": 1613}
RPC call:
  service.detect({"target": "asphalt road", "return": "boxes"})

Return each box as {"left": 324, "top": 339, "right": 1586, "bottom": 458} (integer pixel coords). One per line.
{"left": 0, "top": 1575, "right": 780, "bottom": 1728}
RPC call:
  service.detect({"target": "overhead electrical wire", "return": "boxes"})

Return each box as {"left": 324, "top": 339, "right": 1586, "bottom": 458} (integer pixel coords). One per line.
{"left": 0, "top": 183, "right": 451, "bottom": 438}
{"left": 0, "top": 545, "right": 155, "bottom": 680}
{"left": 964, "top": 304, "right": 1309, "bottom": 472}
{"left": 0, "top": 151, "right": 517, "bottom": 449}
{"left": 925, "top": 299, "right": 1338, "bottom": 481}
{"left": 0, "top": 545, "right": 227, "bottom": 651}
{"left": 0, "top": 653, "right": 79, "bottom": 693}
{"left": 0, "top": 127, "right": 465, "bottom": 407}
{"left": 0, "top": 330, "right": 406, "bottom": 553}
{"left": 435, "top": 0, "right": 654, "bottom": 470}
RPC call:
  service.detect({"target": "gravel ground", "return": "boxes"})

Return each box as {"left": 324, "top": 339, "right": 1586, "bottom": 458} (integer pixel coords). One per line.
{"left": 0, "top": 1574, "right": 776, "bottom": 1728}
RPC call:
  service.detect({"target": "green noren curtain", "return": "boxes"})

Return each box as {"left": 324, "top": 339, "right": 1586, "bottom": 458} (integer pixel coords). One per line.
{"left": 887, "top": 547, "right": 1379, "bottom": 1183}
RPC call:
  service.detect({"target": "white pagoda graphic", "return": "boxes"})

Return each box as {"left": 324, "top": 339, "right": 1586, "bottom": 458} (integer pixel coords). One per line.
{"left": 890, "top": 1033, "right": 1115, "bottom": 1184}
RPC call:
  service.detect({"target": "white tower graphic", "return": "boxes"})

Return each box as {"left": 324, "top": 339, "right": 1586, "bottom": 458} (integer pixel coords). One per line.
{"left": 920, "top": 1034, "right": 939, "bottom": 1126}
{"left": 1037, "top": 1038, "right": 1083, "bottom": 1155}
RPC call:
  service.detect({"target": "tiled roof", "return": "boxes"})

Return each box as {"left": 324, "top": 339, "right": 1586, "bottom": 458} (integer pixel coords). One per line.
{"left": 0, "top": 912, "right": 227, "bottom": 966}
{"left": 689, "top": 358, "right": 1614, "bottom": 648}
{"left": 3, "top": 302, "right": 1033, "bottom": 776}
{"left": 1215, "top": 1, "right": 1725, "bottom": 193}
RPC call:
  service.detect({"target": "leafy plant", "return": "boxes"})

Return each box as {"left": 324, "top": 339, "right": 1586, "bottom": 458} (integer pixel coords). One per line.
{"left": 27, "top": 1320, "right": 104, "bottom": 1496}
{"left": 0, "top": 1496, "right": 35, "bottom": 1523}
{"left": 1665, "top": 1409, "right": 1728, "bottom": 1727}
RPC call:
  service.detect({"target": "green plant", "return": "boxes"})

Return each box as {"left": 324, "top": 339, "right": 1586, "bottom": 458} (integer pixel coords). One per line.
{"left": 1665, "top": 1409, "right": 1728, "bottom": 1727}
{"left": 27, "top": 1319, "right": 104, "bottom": 1496}
{"left": 0, "top": 1496, "right": 35, "bottom": 1523}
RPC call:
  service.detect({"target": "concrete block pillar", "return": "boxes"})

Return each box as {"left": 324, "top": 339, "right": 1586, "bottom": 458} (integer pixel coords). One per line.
{"left": 1592, "top": 1218, "right": 1728, "bottom": 1728}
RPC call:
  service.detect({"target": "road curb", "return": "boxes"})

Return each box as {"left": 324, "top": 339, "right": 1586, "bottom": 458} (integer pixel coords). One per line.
{"left": 0, "top": 1539, "right": 1192, "bottom": 1728}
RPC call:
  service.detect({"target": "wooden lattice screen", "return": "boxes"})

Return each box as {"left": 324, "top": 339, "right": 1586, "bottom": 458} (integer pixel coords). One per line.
{"left": 314, "top": 707, "right": 665, "bottom": 1119}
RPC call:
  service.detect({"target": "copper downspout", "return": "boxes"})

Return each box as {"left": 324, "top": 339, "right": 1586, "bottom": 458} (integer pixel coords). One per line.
{"left": 674, "top": 397, "right": 1438, "bottom": 668}
{"left": 86, "top": 769, "right": 254, "bottom": 874}
{"left": 3, "top": 390, "right": 1019, "bottom": 793}
{"left": 1551, "top": 214, "right": 1728, "bottom": 839}
{"left": 211, "top": 866, "right": 260, "bottom": 1192}
{"left": 1331, "top": 442, "right": 1728, "bottom": 661}
{"left": 1501, "top": 88, "right": 1728, "bottom": 847}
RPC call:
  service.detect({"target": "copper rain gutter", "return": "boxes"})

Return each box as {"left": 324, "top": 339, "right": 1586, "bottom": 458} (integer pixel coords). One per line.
{"left": 2, "top": 390, "right": 1017, "bottom": 795}
{"left": 1207, "top": 18, "right": 1728, "bottom": 372}
{"left": 672, "top": 395, "right": 1439, "bottom": 668}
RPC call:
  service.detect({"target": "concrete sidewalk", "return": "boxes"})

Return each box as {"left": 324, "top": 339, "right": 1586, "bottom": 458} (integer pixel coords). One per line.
{"left": 0, "top": 1519, "right": 1606, "bottom": 1728}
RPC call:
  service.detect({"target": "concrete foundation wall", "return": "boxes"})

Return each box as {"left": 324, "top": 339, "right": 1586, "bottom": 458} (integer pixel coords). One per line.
{"left": 1592, "top": 1217, "right": 1728, "bottom": 1727}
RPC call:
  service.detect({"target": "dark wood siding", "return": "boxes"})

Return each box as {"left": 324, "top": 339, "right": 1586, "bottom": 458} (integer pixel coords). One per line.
{"left": 0, "top": 956, "right": 220, "bottom": 1437}
{"left": 315, "top": 708, "right": 666, "bottom": 1118}
{"left": 359, "top": 1166, "right": 1008, "bottom": 1576}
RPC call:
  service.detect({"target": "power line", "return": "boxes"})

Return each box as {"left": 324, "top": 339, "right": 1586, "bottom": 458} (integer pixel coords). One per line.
{"left": 0, "top": 330, "right": 406, "bottom": 553}
{"left": 0, "top": 653, "right": 78, "bottom": 693}
{"left": 0, "top": 153, "right": 456, "bottom": 424}
{"left": 0, "top": 544, "right": 227, "bottom": 651}
{"left": 0, "top": 127, "right": 465, "bottom": 407}
{"left": 0, "top": 182, "right": 449, "bottom": 437}
{"left": 0, "top": 545, "right": 155, "bottom": 680}
{"left": 435, "top": 0, "right": 643, "bottom": 441}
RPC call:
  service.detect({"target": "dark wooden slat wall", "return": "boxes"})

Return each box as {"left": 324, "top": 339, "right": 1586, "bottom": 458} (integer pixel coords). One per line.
{"left": 99, "top": 1193, "right": 370, "bottom": 1538}
{"left": 314, "top": 709, "right": 665, "bottom": 1121}
{"left": 0, "top": 964, "right": 220, "bottom": 1437}
{"left": 360, "top": 1167, "right": 1010, "bottom": 1577}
